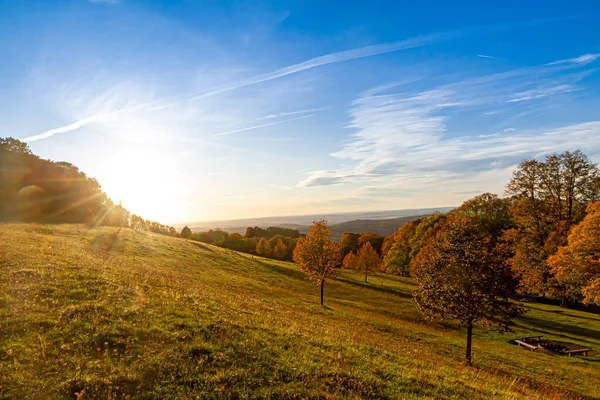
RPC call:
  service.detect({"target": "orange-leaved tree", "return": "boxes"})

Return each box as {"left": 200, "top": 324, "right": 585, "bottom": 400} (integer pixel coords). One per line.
{"left": 355, "top": 242, "right": 381, "bottom": 283}
{"left": 293, "top": 220, "right": 341, "bottom": 306}
{"left": 549, "top": 202, "right": 600, "bottom": 304}
{"left": 412, "top": 195, "right": 524, "bottom": 366}
{"left": 273, "top": 238, "right": 288, "bottom": 259}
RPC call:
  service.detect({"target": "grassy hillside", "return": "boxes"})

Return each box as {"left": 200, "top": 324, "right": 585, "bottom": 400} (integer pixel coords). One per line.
{"left": 1, "top": 224, "right": 599, "bottom": 399}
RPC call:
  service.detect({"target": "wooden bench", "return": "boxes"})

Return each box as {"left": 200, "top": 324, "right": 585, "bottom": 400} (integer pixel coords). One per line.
{"left": 515, "top": 340, "right": 539, "bottom": 351}
{"left": 521, "top": 335, "right": 543, "bottom": 342}
{"left": 564, "top": 349, "right": 592, "bottom": 357}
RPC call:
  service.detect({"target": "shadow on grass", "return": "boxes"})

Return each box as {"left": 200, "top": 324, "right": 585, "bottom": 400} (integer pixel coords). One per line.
{"left": 189, "top": 241, "right": 215, "bottom": 253}
{"left": 336, "top": 277, "right": 412, "bottom": 299}
{"left": 525, "top": 305, "right": 600, "bottom": 322}
{"left": 523, "top": 295, "right": 600, "bottom": 315}
{"left": 254, "top": 260, "right": 307, "bottom": 281}
{"left": 519, "top": 316, "right": 600, "bottom": 344}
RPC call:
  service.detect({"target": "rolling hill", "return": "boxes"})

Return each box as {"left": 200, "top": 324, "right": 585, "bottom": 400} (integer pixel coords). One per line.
{"left": 1, "top": 223, "right": 599, "bottom": 399}
{"left": 182, "top": 207, "right": 455, "bottom": 235}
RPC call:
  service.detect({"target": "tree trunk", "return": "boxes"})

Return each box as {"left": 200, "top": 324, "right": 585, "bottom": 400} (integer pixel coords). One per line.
{"left": 465, "top": 322, "right": 473, "bottom": 366}
{"left": 320, "top": 280, "right": 324, "bottom": 306}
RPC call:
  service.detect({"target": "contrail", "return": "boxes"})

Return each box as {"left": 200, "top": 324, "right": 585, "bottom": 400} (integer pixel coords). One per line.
{"left": 213, "top": 114, "right": 315, "bottom": 137}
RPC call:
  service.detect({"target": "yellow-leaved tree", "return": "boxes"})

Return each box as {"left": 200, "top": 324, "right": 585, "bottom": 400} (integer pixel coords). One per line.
{"left": 293, "top": 220, "right": 341, "bottom": 306}
{"left": 549, "top": 202, "right": 600, "bottom": 304}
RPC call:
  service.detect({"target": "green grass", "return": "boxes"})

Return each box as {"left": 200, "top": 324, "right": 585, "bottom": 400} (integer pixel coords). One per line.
{"left": 1, "top": 224, "right": 599, "bottom": 399}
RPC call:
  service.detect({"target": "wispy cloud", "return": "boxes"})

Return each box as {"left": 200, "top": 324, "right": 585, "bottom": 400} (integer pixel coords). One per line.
{"left": 477, "top": 54, "right": 497, "bottom": 59}
{"left": 213, "top": 114, "right": 315, "bottom": 137}
{"left": 299, "top": 53, "right": 600, "bottom": 189}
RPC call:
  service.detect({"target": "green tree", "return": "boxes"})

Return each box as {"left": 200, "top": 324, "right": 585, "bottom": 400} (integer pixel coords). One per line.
{"left": 256, "top": 237, "right": 272, "bottom": 257}
{"left": 412, "top": 205, "right": 524, "bottom": 366}
{"left": 293, "top": 220, "right": 342, "bottom": 306}
{"left": 0, "top": 137, "right": 33, "bottom": 155}
{"left": 180, "top": 225, "right": 192, "bottom": 241}
{"left": 383, "top": 219, "right": 421, "bottom": 276}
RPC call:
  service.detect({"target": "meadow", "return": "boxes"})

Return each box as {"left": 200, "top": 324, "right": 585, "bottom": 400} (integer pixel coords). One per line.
{"left": 1, "top": 224, "right": 599, "bottom": 399}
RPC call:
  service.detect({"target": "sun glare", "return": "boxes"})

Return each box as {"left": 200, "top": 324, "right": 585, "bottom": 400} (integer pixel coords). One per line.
{"left": 96, "top": 147, "right": 184, "bottom": 223}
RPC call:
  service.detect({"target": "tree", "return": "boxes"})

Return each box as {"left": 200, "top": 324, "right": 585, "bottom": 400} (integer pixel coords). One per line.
{"left": 549, "top": 202, "right": 600, "bottom": 303}
{"left": 273, "top": 238, "right": 287, "bottom": 259}
{"left": 342, "top": 251, "right": 358, "bottom": 269}
{"left": 339, "top": 232, "right": 360, "bottom": 256}
{"left": 256, "top": 237, "right": 272, "bottom": 257}
{"left": 355, "top": 242, "right": 381, "bottom": 283}
{"left": 358, "top": 232, "right": 384, "bottom": 254}
{"left": 180, "top": 225, "right": 192, "bottom": 241}
{"left": 505, "top": 151, "right": 599, "bottom": 299}
{"left": 0, "top": 137, "right": 33, "bottom": 155}
{"left": 293, "top": 220, "right": 342, "bottom": 306}
{"left": 412, "top": 208, "right": 524, "bottom": 366}
{"left": 383, "top": 219, "right": 421, "bottom": 276}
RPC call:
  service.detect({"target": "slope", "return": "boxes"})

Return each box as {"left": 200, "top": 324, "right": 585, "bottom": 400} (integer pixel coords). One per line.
{"left": 1, "top": 224, "right": 599, "bottom": 399}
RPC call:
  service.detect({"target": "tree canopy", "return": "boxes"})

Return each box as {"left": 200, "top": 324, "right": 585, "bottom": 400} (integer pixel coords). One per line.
{"left": 293, "top": 220, "right": 341, "bottom": 306}
{"left": 412, "top": 196, "right": 524, "bottom": 365}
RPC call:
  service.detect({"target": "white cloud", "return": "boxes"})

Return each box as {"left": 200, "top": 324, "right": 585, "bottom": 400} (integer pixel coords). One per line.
{"left": 299, "top": 53, "right": 600, "bottom": 190}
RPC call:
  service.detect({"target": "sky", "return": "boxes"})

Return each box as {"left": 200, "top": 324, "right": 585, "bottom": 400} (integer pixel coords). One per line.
{"left": 2, "top": 0, "right": 600, "bottom": 223}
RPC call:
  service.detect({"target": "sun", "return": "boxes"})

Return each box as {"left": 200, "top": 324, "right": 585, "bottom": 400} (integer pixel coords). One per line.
{"left": 95, "top": 146, "right": 185, "bottom": 223}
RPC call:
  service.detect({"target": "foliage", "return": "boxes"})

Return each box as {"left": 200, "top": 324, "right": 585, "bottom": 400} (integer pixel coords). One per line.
{"left": 358, "top": 232, "right": 384, "bottom": 255}
{"left": 383, "top": 219, "right": 421, "bottom": 276}
{"left": 548, "top": 202, "right": 600, "bottom": 303}
{"left": 505, "top": 151, "right": 599, "bottom": 299}
{"left": 256, "top": 237, "right": 272, "bottom": 257}
{"left": 293, "top": 220, "right": 341, "bottom": 305}
{"left": 272, "top": 238, "right": 288, "bottom": 259}
{"left": 339, "top": 232, "right": 360, "bottom": 256}
{"left": 412, "top": 200, "right": 524, "bottom": 365}
{"left": 180, "top": 225, "right": 192, "bottom": 240}
{"left": 354, "top": 242, "right": 381, "bottom": 283}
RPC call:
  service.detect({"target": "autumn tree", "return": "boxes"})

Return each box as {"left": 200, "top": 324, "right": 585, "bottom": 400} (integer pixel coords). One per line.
{"left": 256, "top": 237, "right": 272, "bottom": 257}
{"left": 342, "top": 251, "right": 358, "bottom": 269}
{"left": 412, "top": 203, "right": 523, "bottom": 366}
{"left": 358, "top": 232, "right": 384, "bottom": 254}
{"left": 505, "top": 151, "right": 599, "bottom": 298}
{"left": 293, "top": 220, "right": 342, "bottom": 306}
{"left": 273, "top": 238, "right": 288, "bottom": 259}
{"left": 548, "top": 202, "right": 600, "bottom": 303}
{"left": 383, "top": 219, "right": 421, "bottom": 276}
{"left": 355, "top": 242, "right": 381, "bottom": 282}
{"left": 339, "top": 232, "right": 360, "bottom": 256}
{"left": 180, "top": 225, "right": 192, "bottom": 241}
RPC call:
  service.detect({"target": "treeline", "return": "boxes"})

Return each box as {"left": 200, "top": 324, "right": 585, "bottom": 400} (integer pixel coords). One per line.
{"left": 378, "top": 150, "right": 600, "bottom": 306}
{"left": 0, "top": 137, "right": 179, "bottom": 237}
{"left": 184, "top": 226, "right": 304, "bottom": 261}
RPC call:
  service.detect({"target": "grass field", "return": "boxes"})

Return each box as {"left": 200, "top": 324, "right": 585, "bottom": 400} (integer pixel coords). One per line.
{"left": 1, "top": 224, "right": 599, "bottom": 399}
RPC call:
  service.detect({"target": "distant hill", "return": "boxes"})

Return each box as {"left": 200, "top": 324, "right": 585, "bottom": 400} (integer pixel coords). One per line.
{"left": 182, "top": 207, "right": 455, "bottom": 237}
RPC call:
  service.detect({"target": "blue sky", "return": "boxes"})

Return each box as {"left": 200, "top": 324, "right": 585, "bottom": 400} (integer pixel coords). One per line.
{"left": 2, "top": 0, "right": 600, "bottom": 223}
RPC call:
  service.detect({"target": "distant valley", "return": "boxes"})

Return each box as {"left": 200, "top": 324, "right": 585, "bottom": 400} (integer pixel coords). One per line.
{"left": 180, "top": 207, "right": 455, "bottom": 238}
